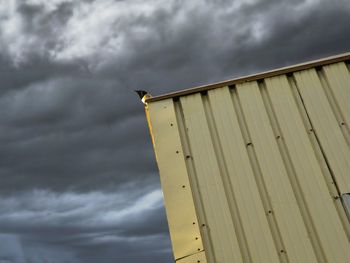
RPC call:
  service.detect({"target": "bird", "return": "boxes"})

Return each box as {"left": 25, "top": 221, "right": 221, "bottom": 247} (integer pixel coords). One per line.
{"left": 135, "top": 90, "right": 152, "bottom": 104}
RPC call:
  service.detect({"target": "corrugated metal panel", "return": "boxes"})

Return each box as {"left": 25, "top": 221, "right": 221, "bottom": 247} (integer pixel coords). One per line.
{"left": 145, "top": 55, "right": 350, "bottom": 263}
{"left": 147, "top": 99, "right": 204, "bottom": 260}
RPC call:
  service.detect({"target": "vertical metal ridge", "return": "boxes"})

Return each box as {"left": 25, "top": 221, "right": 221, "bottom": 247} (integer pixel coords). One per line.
{"left": 146, "top": 99, "right": 205, "bottom": 260}
{"left": 316, "top": 68, "right": 350, "bottom": 146}
{"left": 180, "top": 94, "right": 245, "bottom": 263}
{"left": 294, "top": 69, "right": 350, "bottom": 196}
{"left": 259, "top": 79, "right": 322, "bottom": 263}
{"left": 201, "top": 93, "right": 252, "bottom": 263}
{"left": 289, "top": 74, "right": 340, "bottom": 198}
{"left": 230, "top": 87, "right": 284, "bottom": 262}
{"left": 289, "top": 74, "right": 350, "bottom": 258}
{"left": 173, "top": 99, "right": 216, "bottom": 263}
{"left": 209, "top": 87, "right": 280, "bottom": 263}
{"left": 287, "top": 75, "right": 310, "bottom": 129}
{"left": 288, "top": 75, "right": 350, "bottom": 240}
{"left": 288, "top": 74, "right": 340, "bottom": 195}
{"left": 288, "top": 75, "right": 346, "bottom": 246}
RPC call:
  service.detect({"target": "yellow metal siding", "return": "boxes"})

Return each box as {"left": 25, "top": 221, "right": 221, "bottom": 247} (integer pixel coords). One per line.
{"left": 294, "top": 68, "right": 350, "bottom": 194}
{"left": 207, "top": 88, "right": 278, "bottom": 262}
{"left": 147, "top": 99, "right": 204, "bottom": 260}
{"left": 177, "top": 251, "right": 207, "bottom": 263}
{"left": 236, "top": 81, "right": 318, "bottom": 262}
{"left": 146, "top": 59, "right": 350, "bottom": 262}
{"left": 180, "top": 94, "right": 245, "bottom": 263}
{"left": 264, "top": 75, "right": 349, "bottom": 261}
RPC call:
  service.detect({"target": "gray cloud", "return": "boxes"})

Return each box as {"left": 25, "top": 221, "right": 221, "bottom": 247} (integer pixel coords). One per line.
{"left": 0, "top": 0, "right": 349, "bottom": 262}
{"left": 0, "top": 189, "right": 170, "bottom": 262}
{"left": 0, "top": 234, "right": 25, "bottom": 263}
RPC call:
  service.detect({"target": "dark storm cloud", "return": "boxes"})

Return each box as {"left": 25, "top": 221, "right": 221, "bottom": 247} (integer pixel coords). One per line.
{"left": 0, "top": 0, "right": 349, "bottom": 262}
{"left": 0, "top": 189, "right": 165, "bottom": 236}
{"left": 0, "top": 188, "right": 170, "bottom": 262}
{"left": 92, "top": 0, "right": 350, "bottom": 94}
{"left": 0, "top": 76, "right": 156, "bottom": 192}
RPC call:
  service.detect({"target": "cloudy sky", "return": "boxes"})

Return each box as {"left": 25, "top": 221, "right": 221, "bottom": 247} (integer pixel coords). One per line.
{"left": 0, "top": 0, "right": 349, "bottom": 262}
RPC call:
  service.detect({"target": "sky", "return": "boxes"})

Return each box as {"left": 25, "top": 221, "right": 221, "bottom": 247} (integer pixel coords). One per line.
{"left": 0, "top": 0, "right": 349, "bottom": 262}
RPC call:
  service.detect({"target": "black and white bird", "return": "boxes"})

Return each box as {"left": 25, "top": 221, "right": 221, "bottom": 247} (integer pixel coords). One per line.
{"left": 135, "top": 90, "right": 152, "bottom": 104}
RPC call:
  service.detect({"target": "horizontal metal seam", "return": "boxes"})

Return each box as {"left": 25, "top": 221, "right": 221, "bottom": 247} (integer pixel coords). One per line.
{"left": 176, "top": 249, "right": 205, "bottom": 261}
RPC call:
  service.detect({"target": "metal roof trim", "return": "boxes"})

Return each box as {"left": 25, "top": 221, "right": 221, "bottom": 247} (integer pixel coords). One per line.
{"left": 146, "top": 52, "right": 350, "bottom": 103}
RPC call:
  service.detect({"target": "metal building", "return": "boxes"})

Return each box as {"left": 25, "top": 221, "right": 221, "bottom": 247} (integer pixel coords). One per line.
{"left": 144, "top": 53, "right": 350, "bottom": 263}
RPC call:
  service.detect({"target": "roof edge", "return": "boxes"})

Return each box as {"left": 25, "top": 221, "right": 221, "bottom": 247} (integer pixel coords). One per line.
{"left": 146, "top": 52, "right": 350, "bottom": 103}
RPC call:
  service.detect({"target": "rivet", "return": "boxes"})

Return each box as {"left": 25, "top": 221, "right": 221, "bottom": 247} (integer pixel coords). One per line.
{"left": 195, "top": 237, "right": 199, "bottom": 240}
{"left": 246, "top": 142, "right": 252, "bottom": 147}
{"left": 280, "top": 249, "right": 285, "bottom": 253}
{"left": 341, "top": 122, "right": 345, "bottom": 125}
{"left": 170, "top": 123, "right": 173, "bottom": 126}
{"left": 202, "top": 224, "right": 206, "bottom": 227}
{"left": 276, "top": 135, "right": 281, "bottom": 139}
{"left": 193, "top": 222, "right": 196, "bottom": 225}
{"left": 268, "top": 210, "right": 272, "bottom": 214}
{"left": 197, "top": 248, "right": 201, "bottom": 251}
{"left": 182, "top": 185, "right": 186, "bottom": 188}
{"left": 186, "top": 155, "right": 191, "bottom": 159}
{"left": 176, "top": 151, "right": 179, "bottom": 154}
